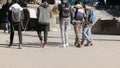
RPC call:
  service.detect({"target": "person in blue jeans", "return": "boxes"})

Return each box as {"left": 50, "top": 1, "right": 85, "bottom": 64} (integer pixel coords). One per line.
{"left": 2, "top": 0, "right": 12, "bottom": 33}
{"left": 81, "top": 2, "right": 94, "bottom": 46}
{"left": 58, "top": 0, "right": 72, "bottom": 48}
{"left": 4, "top": 16, "right": 10, "bottom": 33}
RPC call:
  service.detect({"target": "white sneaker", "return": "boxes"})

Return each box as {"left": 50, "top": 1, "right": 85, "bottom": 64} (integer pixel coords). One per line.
{"left": 59, "top": 43, "right": 68, "bottom": 48}
{"left": 66, "top": 43, "right": 69, "bottom": 47}
{"left": 60, "top": 44, "right": 66, "bottom": 48}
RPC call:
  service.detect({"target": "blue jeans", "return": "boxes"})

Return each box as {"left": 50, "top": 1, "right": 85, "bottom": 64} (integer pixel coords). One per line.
{"left": 60, "top": 19, "right": 70, "bottom": 45}
{"left": 4, "top": 16, "right": 10, "bottom": 32}
{"left": 82, "top": 25, "right": 92, "bottom": 43}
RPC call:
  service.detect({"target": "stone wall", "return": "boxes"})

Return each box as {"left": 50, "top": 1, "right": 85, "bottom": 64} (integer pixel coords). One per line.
{"left": 92, "top": 19, "right": 120, "bottom": 35}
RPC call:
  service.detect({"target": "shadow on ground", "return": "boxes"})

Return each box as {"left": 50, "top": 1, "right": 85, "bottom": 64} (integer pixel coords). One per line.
{"left": 94, "top": 39, "right": 120, "bottom": 41}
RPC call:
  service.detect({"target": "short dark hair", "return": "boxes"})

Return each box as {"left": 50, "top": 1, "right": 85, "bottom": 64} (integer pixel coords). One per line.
{"left": 75, "top": 0, "right": 81, "bottom": 5}
{"left": 83, "top": 2, "right": 89, "bottom": 5}
{"left": 61, "top": 0, "right": 67, "bottom": 2}
{"left": 13, "top": 0, "right": 18, "bottom": 3}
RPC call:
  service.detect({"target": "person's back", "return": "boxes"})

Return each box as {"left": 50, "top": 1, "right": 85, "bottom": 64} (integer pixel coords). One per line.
{"left": 36, "top": 1, "right": 52, "bottom": 48}
{"left": 11, "top": 7, "right": 21, "bottom": 22}
{"left": 74, "top": 3, "right": 84, "bottom": 22}
{"left": 9, "top": 0, "right": 23, "bottom": 23}
{"left": 58, "top": 0, "right": 72, "bottom": 48}
{"left": 58, "top": 0, "right": 72, "bottom": 19}
{"left": 37, "top": 3, "right": 52, "bottom": 24}
{"left": 84, "top": 7, "right": 95, "bottom": 26}
{"left": 72, "top": 1, "right": 84, "bottom": 47}
{"left": 8, "top": 0, "right": 23, "bottom": 49}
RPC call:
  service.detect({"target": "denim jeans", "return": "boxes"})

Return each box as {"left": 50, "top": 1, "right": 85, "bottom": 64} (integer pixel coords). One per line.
{"left": 82, "top": 25, "right": 92, "bottom": 43}
{"left": 4, "top": 16, "right": 10, "bottom": 32}
{"left": 60, "top": 19, "right": 70, "bottom": 46}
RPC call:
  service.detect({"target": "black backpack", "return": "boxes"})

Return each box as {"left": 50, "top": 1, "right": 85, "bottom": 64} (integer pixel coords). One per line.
{"left": 60, "top": 3, "right": 71, "bottom": 18}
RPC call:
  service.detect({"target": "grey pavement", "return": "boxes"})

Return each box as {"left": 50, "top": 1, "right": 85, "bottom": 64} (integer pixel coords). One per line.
{"left": 0, "top": 30, "right": 120, "bottom": 68}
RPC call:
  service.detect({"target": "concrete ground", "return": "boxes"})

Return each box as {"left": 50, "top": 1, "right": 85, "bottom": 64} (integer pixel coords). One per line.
{"left": 0, "top": 30, "right": 120, "bottom": 68}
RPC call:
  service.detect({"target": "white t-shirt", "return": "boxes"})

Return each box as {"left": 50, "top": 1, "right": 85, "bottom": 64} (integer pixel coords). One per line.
{"left": 9, "top": 3, "right": 23, "bottom": 11}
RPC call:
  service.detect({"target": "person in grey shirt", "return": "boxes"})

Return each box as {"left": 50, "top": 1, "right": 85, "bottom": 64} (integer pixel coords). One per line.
{"left": 37, "top": 1, "right": 52, "bottom": 48}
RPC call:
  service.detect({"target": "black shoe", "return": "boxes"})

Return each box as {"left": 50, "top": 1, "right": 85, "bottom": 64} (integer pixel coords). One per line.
{"left": 8, "top": 44, "right": 13, "bottom": 48}
{"left": 76, "top": 44, "right": 81, "bottom": 48}
{"left": 18, "top": 44, "right": 22, "bottom": 49}
{"left": 74, "top": 42, "right": 77, "bottom": 46}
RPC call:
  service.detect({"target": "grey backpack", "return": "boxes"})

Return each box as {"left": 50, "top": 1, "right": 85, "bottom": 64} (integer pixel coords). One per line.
{"left": 12, "top": 8, "right": 21, "bottom": 22}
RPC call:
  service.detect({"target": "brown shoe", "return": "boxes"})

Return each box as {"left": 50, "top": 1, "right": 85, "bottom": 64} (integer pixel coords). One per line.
{"left": 90, "top": 41, "right": 93, "bottom": 46}
{"left": 40, "top": 40, "right": 44, "bottom": 48}
{"left": 84, "top": 41, "right": 93, "bottom": 46}
{"left": 81, "top": 40, "right": 84, "bottom": 45}
{"left": 41, "top": 43, "right": 46, "bottom": 48}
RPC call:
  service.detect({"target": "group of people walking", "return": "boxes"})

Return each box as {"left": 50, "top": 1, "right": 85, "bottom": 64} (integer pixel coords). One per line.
{"left": 1, "top": 0, "right": 96, "bottom": 49}
{"left": 58, "top": 0, "right": 96, "bottom": 48}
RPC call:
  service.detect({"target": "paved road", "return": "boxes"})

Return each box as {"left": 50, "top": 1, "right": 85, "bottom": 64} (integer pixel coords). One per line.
{"left": 0, "top": 30, "right": 120, "bottom": 68}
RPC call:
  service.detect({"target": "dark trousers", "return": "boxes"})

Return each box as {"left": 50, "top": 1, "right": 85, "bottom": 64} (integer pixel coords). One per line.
{"left": 10, "top": 22, "right": 22, "bottom": 45}
{"left": 37, "top": 24, "right": 49, "bottom": 45}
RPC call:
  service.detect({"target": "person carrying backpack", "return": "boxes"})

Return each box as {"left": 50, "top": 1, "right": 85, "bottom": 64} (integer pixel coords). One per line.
{"left": 58, "top": 0, "right": 72, "bottom": 48}
{"left": 72, "top": 1, "right": 84, "bottom": 48}
{"left": 8, "top": 0, "right": 23, "bottom": 49}
{"left": 81, "top": 2, "right": 96, "bottom": 46}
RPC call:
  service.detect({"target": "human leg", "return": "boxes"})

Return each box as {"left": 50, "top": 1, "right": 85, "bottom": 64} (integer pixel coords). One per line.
{"left": 42, "top": 25, "right": 48, "bottom": 48}
{"left": 82, "top": 26, "right": 89, "bottom": 46}
{"left": 60, "top": 20, "right": 66, "bottom": 47}
{"left": 87, "top": 26, "right": 93, "bottom": 46}
{"left": 4, "top": 16, "right": 10, "bottom": 33}
{"left": 74, "top": 23, "right": 82, "bottom": 47}
{"left": 37, "top": 30, "right": 43, "bottom": 41}
{"left": 17, "top": 23, "right": 22, "bottom": 49}
{"left": 84, "top": 26, "right": 93, "bottom": 46}
{"left": 9, "top": 23, "right": 14, "bottom": 47}
{"left": 64, "top": 22, "right": 69, "bottom": 47}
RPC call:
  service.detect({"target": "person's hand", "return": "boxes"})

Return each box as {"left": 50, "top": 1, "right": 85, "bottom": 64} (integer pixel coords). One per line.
{"left": 70, "top": 19, "right": 75, "bottom": 25}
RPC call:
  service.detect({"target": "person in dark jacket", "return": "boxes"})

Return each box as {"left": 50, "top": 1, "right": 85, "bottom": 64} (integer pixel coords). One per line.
{"left": 37, "top": 1, "right": 52, "bottom": 48}
{"left": 58, "top": 0, "right": 72, "bottom": 48}
{"left": 2, "top": 0, "right": 12, "bottom": 33}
